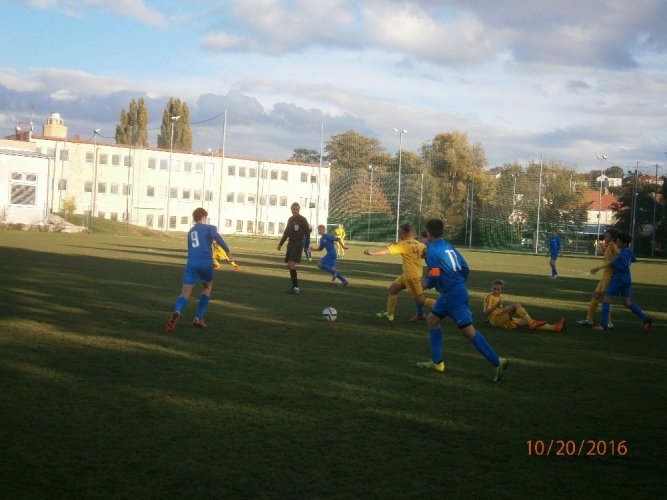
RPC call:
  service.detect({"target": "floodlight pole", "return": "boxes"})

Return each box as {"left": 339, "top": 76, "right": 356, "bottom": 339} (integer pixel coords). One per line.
{"left": 595, "top": 154, "right": 607, "bottom": 247}
{"left": 535, "top": 154, "right": 543, "bottom": 255}
{"left": 394, "top": 128, "right": 407, "bottom": 241}
{"left": 166, "top": 115, "right": 180, "bottom": 231}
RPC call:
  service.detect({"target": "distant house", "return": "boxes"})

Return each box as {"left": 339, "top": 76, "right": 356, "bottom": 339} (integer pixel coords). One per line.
{"left": 581, "top": 189, "right": 618, "bottom": 225}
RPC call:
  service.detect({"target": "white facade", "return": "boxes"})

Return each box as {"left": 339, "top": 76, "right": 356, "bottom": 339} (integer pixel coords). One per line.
{"left": 0, "top": 140, "right": 50, "bottom": 224}
{"left": 28, "top": 136, "right": 329, "bottom": 236}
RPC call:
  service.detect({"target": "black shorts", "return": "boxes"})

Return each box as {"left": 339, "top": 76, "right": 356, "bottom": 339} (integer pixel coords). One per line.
{"left": 285, "top": 241, "right": 303, "bottom": 263}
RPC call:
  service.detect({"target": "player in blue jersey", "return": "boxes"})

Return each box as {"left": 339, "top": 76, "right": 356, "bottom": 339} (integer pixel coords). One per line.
{"left": 308, "top": 224, "right": 349, "bottom": 285}
{"left": 165, "top": 207, "right": 235, "bottom": 332}
{"left": 417, "top": 218, "right": 509, "bottom": 382}
{"left": 593, "top": 232, "right": 652, "bottom": 332}
{"left": 548, "top": 228, "right": 562, "bottom": 279}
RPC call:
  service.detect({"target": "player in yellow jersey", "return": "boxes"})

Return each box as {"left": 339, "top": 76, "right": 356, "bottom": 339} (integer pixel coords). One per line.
{"left": 212, "top": 241, "right": 240, "bottom": 271}
{"left": 332, "top": 224, "right": 346, "bottom": 258}
{"left": 363, "top": 223, "right": 436, "bottom": 321}
{"left": 483, "top": 280, "right": 566, "bottom": 332}
{"left": 577, "top": 228, "right": 618, "bottom": 328}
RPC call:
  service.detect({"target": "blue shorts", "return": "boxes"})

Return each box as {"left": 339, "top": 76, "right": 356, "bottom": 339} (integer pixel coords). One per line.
{"left": 431, "top": 296, "right": 473, "bottom": 328}
{"left": 320, "top": 255, "right": 336, "bottom": 268}
{"left": 605, "top": 275, "right": 632, "bottom": 298}
{"left": 550, "top": 253, "right": 559, "bottom": 260}
{"left": 182, "top": 262, "right": 214, "bottom": 285}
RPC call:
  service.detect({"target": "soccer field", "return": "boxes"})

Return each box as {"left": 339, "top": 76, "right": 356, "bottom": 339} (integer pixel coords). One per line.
{"left": 1, "top": 232, "right": 665, "bottom": 498}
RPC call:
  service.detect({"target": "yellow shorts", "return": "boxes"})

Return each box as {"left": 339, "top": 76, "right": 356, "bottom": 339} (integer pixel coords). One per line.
{"left": 488, "top": 310, "right": 521, "bottom": 329}
{"left": 595, "top": 276, "right": 612, "bottom": 294}
{"left": 393, "top": 274, "right": 424, "bottom": 298}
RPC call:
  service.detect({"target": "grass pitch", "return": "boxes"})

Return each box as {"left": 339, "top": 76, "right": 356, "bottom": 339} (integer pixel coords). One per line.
{"left": 1, "top": 232, "right": 665, "bottom": 498}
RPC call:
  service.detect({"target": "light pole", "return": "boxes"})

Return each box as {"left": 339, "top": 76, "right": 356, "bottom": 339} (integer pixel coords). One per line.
{"left": 394, "top": 128, "right": 407, "bottom": 241}
{"left": 535, "top": 154, "right": 543, "bottom": 254}
{"left": 204, "top": 147, "right": 212, "bottom": 210}
{"left": 166, "top": 115, "right": 180, "bottom": 231}
{"left": 596, "top": 154, "right": 608, "bottom": 246}
{"left": 367, "top": 164, "right": 378, "bottom": 241}
{"left": 91, "top": 128, "right": 101, "bottom": 231}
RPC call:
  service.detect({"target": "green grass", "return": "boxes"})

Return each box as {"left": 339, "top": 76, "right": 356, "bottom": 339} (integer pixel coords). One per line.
{"left": 1, "top": 232, "right": 665, "bottom": 499}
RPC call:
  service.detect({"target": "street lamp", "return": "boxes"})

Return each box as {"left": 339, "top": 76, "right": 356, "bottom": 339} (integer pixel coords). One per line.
{"left": 394, "top": 128, "right": 407, "bottom": 241}
{"left": 91, "top": 128, "right": 101, "bottom": 231}
{"left": 204, "top": 147, "right": 212, "bottom": 210}
{"left": 367, "top": 164, "right": 378, "bottom": 241}
{"left": 596, "top": 154, "right": 608, "bottom": 246}
{"left": 166, "top": 115, "right": 180, "bottom": 231}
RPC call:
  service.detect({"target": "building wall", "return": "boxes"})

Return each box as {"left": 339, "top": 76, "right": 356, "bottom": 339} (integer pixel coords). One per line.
{"left": 29, "top": 137, "right": 329, "bottom": 236}
{"left": 0, "top": 145, "right": 50, "bottom": 224}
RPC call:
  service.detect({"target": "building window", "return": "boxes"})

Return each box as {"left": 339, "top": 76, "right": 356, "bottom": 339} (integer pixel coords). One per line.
{"left": 309, "top": 200, "right": 316, "bottom": 208}
{"left": 160, "top": 159, "right": 168, "bottom": 170}
{"left": 228, "top": 165, "right": 236, "bottom": 176}
{"left": 194, "top": 189, "right": 202, "bottom": 201}
{"left": 122, "top": 184, "right": 132, "bottom": 196}
{"left": 270, "top": 170, "right": 278, "bottom": 180}
{"left": 84, "top": 181, "right": 92, "bottom": 193}
{"left": 247, "top": 193, "right": 255, "bottom": 205}
{"left": 158, "top": 215, "right": 164, "bottom": 228}
{"left": 278, "top": 222, "right": 285, "bottom": 233}
{"left": 311, "top": 175, "right": 317, "bottom": 184}
{"left": 236, "top": 193, "right": 245, "bottom": 204}
{"left": 169, "top": 216, "right": 177, "bottom": 229}
{"left": 205, "top": 190, "right": 213, "bottom": 201}
{"left": 279, "top": 196, "right": 287, "bottom": 207}
{"left": 239, "top": 166, "right": 246, "bottom": 177}
{"left": 261, "top": 168, "right": 268, "bottom": 179}
{"left": 99, "top": 153, "right": 108, "bottom": 165}
{"left": 195, "top": 162, "right": 203, "bottom": 174}
{"left": 148, "top": 157, "right": 157, "bottom": 169}
{"left": 181, "top": 216, "right": 188, "bottom": 225}
{"left": 268, "top": 222, "right": 275, "bottom": 234}
{"left": 184, "top": 161, "right": 192, "bottom": 173}
{"left": 260, "top": 194, "right": 267, "bottom": 205}
{"left": 249, "top": 167, "right": 257, "bottom": 178}
{"left": 86, "top": 151, "right": 94, "bottom": 163}
{"left": 9, "top": 172, "right": 37, "bottom": 206}
{"left": 110, "top": 183, "right": 119, "bottom": 195}
{"left": 110, "top": 212, "right": 118, "bottom": 221}
{"left": 236, "top": 220, "right": 243, "bottom": 232}
{"left": 124, "top": 155, "right": 132, "bottom": 167}
{"left": 182, "top": 188, "right": 191, "bottom": 200}
{"left": 258, "top": 221, "right": 265, "bottom": 233}
{"left": 146, "top": 215, "right": 154, "bottom": 227}
{"left": 60, "top": 149, "right": 69, "bottom": 161}
{"left": 58, "top": 179, "right": 67, "bottom": 190}
{"left": 97, "top": 182, "right": 107, "bottom": 194}
{"left": 225, "top": 219, "right": 232, "bottom": 227}
{"left": 147, "top": 186, "right": 155, "bottom": 197}
{"left": 112, "top": 154, "right": 120, "bottom": 166}
{"left": 269, "top": 195, "right": 277, "bottom": 206}
{"left": 170, "top": 188, "right": 178, "bottom": 199}
{"left": 281, "top": 170, "right": 288, "bottom": 181}
{"left": 247, "top": 221, "right": 254, "bottom": 233}
{"left": 98, "top": 212, "right": 105, "bottom": 219}
{"left": 301, "top": 172, "right": 308, "bottom": 182}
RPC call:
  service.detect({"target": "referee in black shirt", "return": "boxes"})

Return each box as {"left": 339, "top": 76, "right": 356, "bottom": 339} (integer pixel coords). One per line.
{"left": 277, "top": 202, "right": 312, "bottom": 294}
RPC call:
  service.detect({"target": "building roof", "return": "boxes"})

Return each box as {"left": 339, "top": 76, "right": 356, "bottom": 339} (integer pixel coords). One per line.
{"left": 581, "top": 190, "right": 617, "bottom": 211}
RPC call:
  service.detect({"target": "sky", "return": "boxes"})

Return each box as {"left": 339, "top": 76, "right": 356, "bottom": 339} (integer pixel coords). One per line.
{"left": 1, "top": 0, "right": 666, "bottom": 173}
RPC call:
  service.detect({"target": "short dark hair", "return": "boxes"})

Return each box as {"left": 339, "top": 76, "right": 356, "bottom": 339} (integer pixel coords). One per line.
{"left": 192, "top": 207, "right": 208, "bottom": 222}
{"left": 617, "top": 232, "right": 632, "bottom": 245}
{"left": 291, "top": 202, "right": 300, "bottom": 210}
{"left": 425, "top": 218, "right": 444, "bottom": 238}
{"left": 605, "top": 228, "right": 619, "bottom": 240}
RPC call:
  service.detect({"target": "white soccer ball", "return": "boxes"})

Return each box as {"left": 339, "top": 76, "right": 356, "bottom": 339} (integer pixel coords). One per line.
{"left": 322, "top": 307, "right": 337, "bottom": 322}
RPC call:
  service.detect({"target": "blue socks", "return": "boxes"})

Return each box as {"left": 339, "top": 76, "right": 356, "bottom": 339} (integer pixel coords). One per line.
{"left": 629, "top": 303, "right": 649, "bottom": 322}
{"left": 416, "top": 304, "right": 425, "bottom": 316}
{"left": 174, "top": 295, "right": 187, "bottom": 314}
{"left": 470, "top": 332, "right": 500, "bottom": 367}
{"left": 429, "top": 328, "right": 443, "bottom": 364}
{"left": 551, "top": 264, "right": 557, "bottom": 277}
{"left": 601, "top": 302, "right": 611, "bottom": 328}
{"left": 196, "top": 294, "right": 210, "bottom": 320}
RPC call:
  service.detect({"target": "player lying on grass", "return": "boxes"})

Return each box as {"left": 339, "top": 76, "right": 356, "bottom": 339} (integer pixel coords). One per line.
{"left": 592, "top": 232, "right": 652, "bottom": 333}
{"left": 212, "top": 241, "right": 240, "bottom": 271}
{"left": 308, "top": 224, "right": 349, "bottom": 285}
{"left": 418, "top": 218, "right": 509, "bottom": 382}
{"left": 363, "top": 222, "right": 435, "bottom": 322}
{"left": 576, "top": 228, "right": 618, "bottom": 328}
{"left": 165, "top": 207, "right": 235, "bottom": 332}
{"left": 483, "top": 279, "right": 566, "bottom": 332}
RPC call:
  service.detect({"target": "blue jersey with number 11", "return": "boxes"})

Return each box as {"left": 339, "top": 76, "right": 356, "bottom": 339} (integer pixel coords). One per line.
{"left": 425, "top": 239, "right": 470, "bottom": 304}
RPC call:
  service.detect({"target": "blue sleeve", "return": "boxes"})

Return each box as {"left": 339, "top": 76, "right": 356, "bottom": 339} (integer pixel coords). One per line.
{"left": 211, "top": 226, "right": 230, "bottom": 253}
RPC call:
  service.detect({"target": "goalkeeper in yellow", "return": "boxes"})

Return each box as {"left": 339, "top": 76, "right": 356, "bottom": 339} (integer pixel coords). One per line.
{"left": 483, "top": 280, "right": 566, "bottom": 332}
{"left": 212, "top": 241, "right": 240, "bottom": 271}
{"left": 577, "top": 228, "right": 619, "bottom": 327}
{"left": 363, "top": 222, "right": 435, "bottom": 321}
{"left": 332, "top": 224, "right": 346, "bottom": 258}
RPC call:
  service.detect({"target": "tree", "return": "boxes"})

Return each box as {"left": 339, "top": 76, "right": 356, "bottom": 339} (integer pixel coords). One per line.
{"left": 289, "top": 148, "right": 320, "bottom": 163}
{"left": 157, "top": 98, "right": 192, "bottom": 151}
{"left": 62, "top": 196, "right": 77, "bottom": 221}
{"left": 605, "top": 165, "right": 624, "bottom": 178}
{"left": 115, "top": 98, "right": 149, "bottom": 146}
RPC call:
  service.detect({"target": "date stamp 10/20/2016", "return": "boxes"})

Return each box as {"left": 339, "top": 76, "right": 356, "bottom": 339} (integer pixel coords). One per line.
{"left": 527, "top": 440, "right": 628, "bottom": 457}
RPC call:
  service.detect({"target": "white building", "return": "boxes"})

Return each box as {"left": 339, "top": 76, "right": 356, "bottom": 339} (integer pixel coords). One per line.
{"left": 18, "top": 113, "right": 329, "bottom": 236}
{"left": 0, "top": 139, "right": 50, "bottom": 224}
